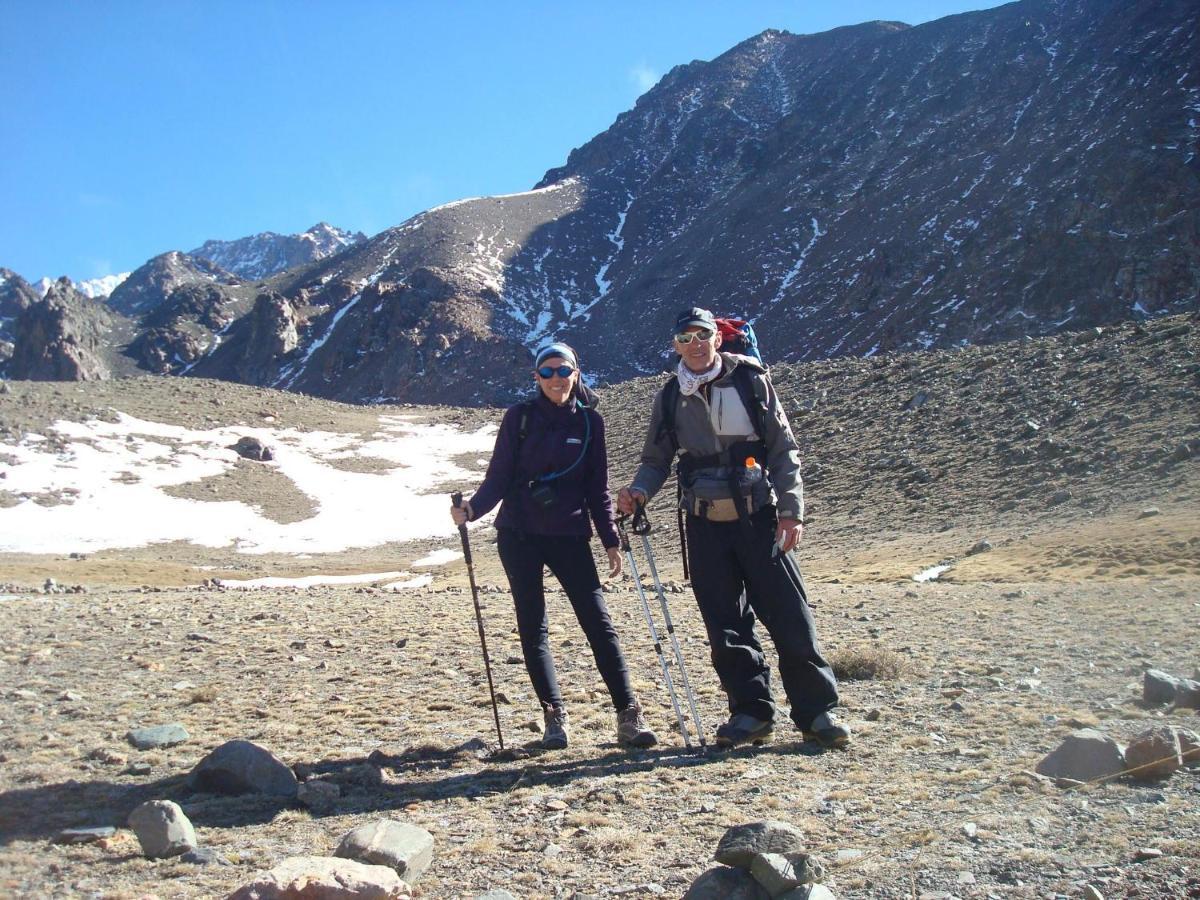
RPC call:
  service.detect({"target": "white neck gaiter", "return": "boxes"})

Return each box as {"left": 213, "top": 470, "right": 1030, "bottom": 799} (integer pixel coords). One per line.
{"left": 677, "top": 357, "right": 723, "bottom": 396}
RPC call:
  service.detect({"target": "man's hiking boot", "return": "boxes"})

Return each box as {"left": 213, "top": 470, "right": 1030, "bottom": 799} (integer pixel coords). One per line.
{"left": 715, "top": 713, "right": 774, "bottom": 748}
{"left": 540, "top": 703, "right": 569, "bottom": 750}
{"left": 802, "top": 711, "right": 851, "bottom": 749}
{"left": 616, "top": 701, "right": 657, "bottom": 748}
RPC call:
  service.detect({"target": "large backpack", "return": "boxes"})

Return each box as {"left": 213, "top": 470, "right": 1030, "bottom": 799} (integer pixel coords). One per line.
{"left": 713, "top": 317, "right": 762, "bottom": 364}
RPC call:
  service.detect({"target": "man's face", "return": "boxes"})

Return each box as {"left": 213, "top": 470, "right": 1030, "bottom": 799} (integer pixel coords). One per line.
{"left": 674, "top": 324, "right": 722, "bottom": 373}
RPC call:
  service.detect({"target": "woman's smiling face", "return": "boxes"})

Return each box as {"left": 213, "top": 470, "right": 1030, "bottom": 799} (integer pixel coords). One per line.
{"left": 535, "top": 356, "right": 578, "bottom": 406}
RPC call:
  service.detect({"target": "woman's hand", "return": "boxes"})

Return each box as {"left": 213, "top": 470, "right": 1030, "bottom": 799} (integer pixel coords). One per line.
{"left": 606, "top": 546, "right": 622, "bottom": 578}
{"left": 450, "top": 500, "right": 473, "bottom": 526}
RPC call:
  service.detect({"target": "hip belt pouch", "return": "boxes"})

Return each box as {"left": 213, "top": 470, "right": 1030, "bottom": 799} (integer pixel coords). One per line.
{"left": 685, "top": 469, "right": 764, "bottom": 522}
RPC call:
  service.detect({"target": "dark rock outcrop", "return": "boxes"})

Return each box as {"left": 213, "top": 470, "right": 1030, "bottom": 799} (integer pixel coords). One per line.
{"left": 6, "top": 280, "right": 123, "bottom": 381}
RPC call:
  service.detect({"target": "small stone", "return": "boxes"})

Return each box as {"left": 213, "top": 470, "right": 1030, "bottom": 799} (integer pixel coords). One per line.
{"left": 474, "top": 892, "right": 519, "bottom": 900}
{"left": 127, "top": 723, "right": 190, "bottom": 750}
{"left": 1137, "top": 506, "right": 1160, "bottom": 519}
{"left": 180, "top": 847, "right": 232, "bottom": 866}
{"left": 1134, "top": 847, "right": 1163, "bottom": 862}
{"left": 749, "top": 851, "right": 826, "bottom": 894}
{"left": 835, "top": 848, "right": 864, "bottom": 863}
{"left": 962, "top": 822, "right": 978, "bottom": 840}
{"left": 127, "top": 800, "right": 198, "bottom": 859}
{"left": 966, "top": 538, "right": 992, "bottom": 556}
{"left": 335, "top": 819, "right": 434, "bottom": 883}
{"left": 127, "top": 762, "right": 153, "bottom": 776}
{"left": 298, "top": 779, "right": 342, "bottom": 812}
{"left": 55, "top": 826, "right": 116, "bottom": 844}
{"left": 1082, "top": 885, "right": 1103, "bottom": 900}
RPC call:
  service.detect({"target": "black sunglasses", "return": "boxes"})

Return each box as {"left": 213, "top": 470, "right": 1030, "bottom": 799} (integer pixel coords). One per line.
{"left": 537, "top": 364, "right": 575, "bottom": 379}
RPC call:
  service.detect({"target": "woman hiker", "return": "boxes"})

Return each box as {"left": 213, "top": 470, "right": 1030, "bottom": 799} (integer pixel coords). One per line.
{"left": 450, "top": 342, "right": 657, "bottom": 751}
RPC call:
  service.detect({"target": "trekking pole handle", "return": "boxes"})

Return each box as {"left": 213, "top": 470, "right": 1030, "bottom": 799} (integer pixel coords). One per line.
{"left": 452, "top": 491, "right": 463, "bottom": 508}
{"left": 632, "top": 498, "right": 652, "bottom": 535}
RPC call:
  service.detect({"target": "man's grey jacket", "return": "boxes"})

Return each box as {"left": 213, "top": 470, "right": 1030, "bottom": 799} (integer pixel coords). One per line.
{"left": 630, "top": 352, "right": 805, "bottom": 521}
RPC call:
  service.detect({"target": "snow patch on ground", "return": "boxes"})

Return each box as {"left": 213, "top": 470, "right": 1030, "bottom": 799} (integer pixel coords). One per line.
{"left": 411, "top": 548, "right": 462, "bottom": 567}
{"left": 0, "top": 412, "right": 497, "bottom": 555}
{"left": 217, "top": 571, "right": 406, "bottom": 589}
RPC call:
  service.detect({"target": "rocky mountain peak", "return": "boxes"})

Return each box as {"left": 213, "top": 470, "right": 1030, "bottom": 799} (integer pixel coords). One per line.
{"left": 189, "top": 223, "right": 366, "bottom": 281}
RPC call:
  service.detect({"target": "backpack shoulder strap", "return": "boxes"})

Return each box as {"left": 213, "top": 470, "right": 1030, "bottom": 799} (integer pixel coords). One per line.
{"left": 655, "top": 377, "right": 681, "bottom": 452}
{"left": 731, "top": 365, "right": 769, "bottom": 441}
{"left": 515, "top": 400, "right": 535, "bottom": 451}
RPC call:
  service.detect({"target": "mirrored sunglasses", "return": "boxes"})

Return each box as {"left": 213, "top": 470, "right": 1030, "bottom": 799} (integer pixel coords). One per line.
{"left": 537, "top": 364, "right": 575, "bottom": 379}
{"left": 674, "top": 328, "right": 715, "bottom": 344}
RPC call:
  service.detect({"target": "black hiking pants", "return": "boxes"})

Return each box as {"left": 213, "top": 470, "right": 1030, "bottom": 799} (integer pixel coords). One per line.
{"left": 497, "top": 527, "right": 635, "bottom": 712}
{"left": 685, "top": 506, "right": 839, "bottom": 729}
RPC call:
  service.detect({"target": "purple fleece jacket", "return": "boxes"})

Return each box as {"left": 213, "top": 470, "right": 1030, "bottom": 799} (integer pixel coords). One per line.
{"left": 467, "top": 392, "right": 620, "bottom": 549}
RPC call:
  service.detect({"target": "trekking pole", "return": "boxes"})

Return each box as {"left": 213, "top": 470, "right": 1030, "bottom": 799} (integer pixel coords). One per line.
{"left": 617, "top": 513, "right": 694, "bottom": 749}
{"left": 451, "top": 492, "right": 504, "bottom": 751}
{"left": 632, "top": 502, "right": 707, "bottom": 749}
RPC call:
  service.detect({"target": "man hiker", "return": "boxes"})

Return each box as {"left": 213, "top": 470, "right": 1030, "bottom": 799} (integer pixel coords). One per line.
{"left": 617, "top": 306, "right": 850, "bottom": 749}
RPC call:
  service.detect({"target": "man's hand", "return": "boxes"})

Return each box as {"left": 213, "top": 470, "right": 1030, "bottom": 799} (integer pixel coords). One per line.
{"left": 617, "top": 487, "right": 646, "bottom": 515}
{"left": 606, "top": 546, "right": 622, "bottom": 578}
{"left": 450, "top": 500, "right": 473, "bottom": 526}
{"left": 774, "top": 517, "right": 803, "bottom": 555}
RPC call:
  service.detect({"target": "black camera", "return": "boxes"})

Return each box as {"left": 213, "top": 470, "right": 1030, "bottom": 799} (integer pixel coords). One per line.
{"left": 529, "top": 479, "right": 558, "bottom": 509}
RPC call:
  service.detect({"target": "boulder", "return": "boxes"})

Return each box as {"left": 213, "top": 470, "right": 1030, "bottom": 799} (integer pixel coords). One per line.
{"left": 335, "top": 820, "right": 433, "bottom": 883}
{"left": 1176, "top": 679, "right": 1200, "bottom": 710}
{"left": 715, "top": 821, "right": 806, "bottom": 868}
{"left": 226, "top": 856, "right": 411, "bottom": 899}
{"left": 684, "top": 865, "right": 770, "bottom": 899}
{"left": 127, "top": 800, "right": 197, "bottom": 859}
{"left": 1035, "top": 729, "right": 1126, "bottom": 782}
{"left": 187, "top": 739, "right": 298, "bottom": 798}
{"left": 231, "top": 436, "right": 274, "bottom": 462}
{"left": 1125, "top": 726, "right": 1183, "bottom": 780}
{"left": 1143, "top": 669, "right": 1181, "bottom": 705}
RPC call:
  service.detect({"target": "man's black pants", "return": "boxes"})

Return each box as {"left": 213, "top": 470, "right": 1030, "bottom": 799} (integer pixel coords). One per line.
{"left": 497, "top": 528, "right": 635, "bottom": 711}
{"left": 685, "top": 506, "right": 838, "bottom": 729}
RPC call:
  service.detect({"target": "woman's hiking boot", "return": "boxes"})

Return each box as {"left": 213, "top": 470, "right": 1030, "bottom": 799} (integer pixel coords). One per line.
{"left": 541, "top": 703, "right": 569, "bottom": 750}
{"left": 615, "top": 701, "right": 657, "bottom": 748}
{"left": 801, "top": 711, "right": 851, "bottom": 749}
{"left": 715, "top": 713, "right": 774, "bottom": 748}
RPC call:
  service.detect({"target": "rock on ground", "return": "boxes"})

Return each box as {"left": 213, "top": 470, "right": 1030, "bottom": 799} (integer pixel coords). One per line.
{"left": 334, "top": 820, "right": 434, "bottom": 883}
{"left": 225, "top": 856, "right": 412, "bottom": 899}
{"left": 1034, "top": 729, "right": 1126, "bottom": 782}
{"left": 187, "top": 739, "right": 298, "bottom": 799}
{"left": 714, "top": 821, "right": 806, "bottom": 868}
{"left": 1125, "top": 726, "right": 1184, "bottom": 780}
{"left": 683, "top": 865, "right": 770, "bottom": 900}
{"left": 127, "top": 800, "right": 197, "bottom": 859}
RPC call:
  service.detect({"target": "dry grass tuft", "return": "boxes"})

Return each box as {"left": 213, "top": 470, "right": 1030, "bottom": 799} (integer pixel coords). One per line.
{"left": 830, "top": 646, "right": 912, "bottom": 681}
{"left": 188, "top": 685, "right": 219, "bottom": 704}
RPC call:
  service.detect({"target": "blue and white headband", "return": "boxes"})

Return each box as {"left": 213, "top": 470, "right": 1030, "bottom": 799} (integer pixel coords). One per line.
{"left": 533, "top": 342, "right": 578, "bottom": 369}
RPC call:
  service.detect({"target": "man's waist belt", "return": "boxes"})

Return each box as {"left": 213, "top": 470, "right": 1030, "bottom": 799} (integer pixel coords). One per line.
{"left": 676, "top": 440, "right": 767, "bottom": 478}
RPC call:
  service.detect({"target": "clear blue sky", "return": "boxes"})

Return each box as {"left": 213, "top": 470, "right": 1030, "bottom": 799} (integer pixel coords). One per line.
{"left": 1, "top": 1, "right": 1005, "bottom": 282}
